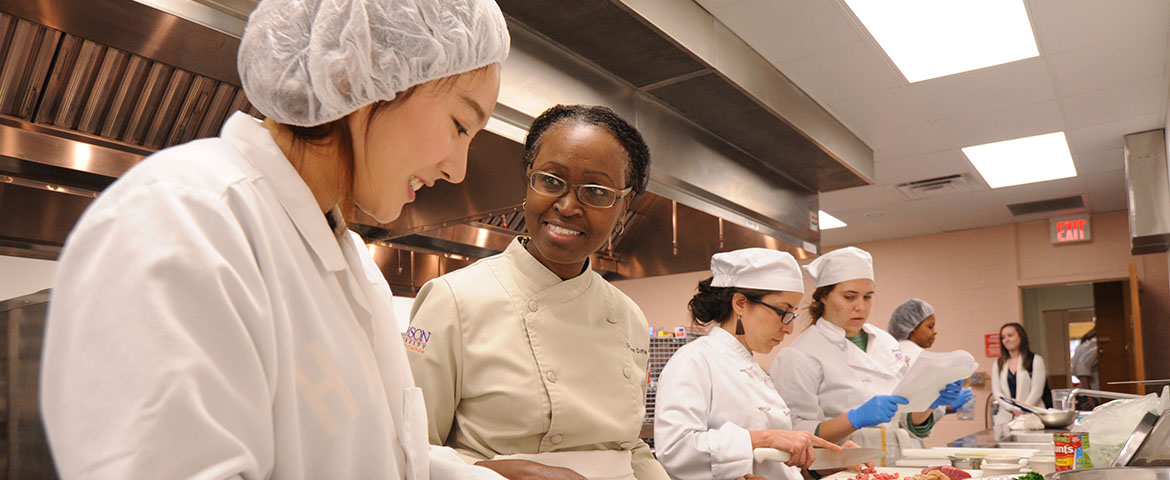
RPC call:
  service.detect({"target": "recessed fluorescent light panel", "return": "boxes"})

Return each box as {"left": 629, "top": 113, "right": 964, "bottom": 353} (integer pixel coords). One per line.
{"left": 843, "top": 0, "right": 1039, "bottom": 82}
{"left": 819, "top": 210, "right": 847, "bottom": 230}
{"left": 962, "top": 132, "right": 1077, "bottom": 189}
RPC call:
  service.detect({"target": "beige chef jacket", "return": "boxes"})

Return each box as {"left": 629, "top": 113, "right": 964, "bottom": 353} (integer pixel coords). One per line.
{"left": 406, "top": 238, "right": 668, "bottom": 479}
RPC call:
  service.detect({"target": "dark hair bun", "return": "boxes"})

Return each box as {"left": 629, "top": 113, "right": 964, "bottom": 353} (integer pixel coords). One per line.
{"left": 688, "top": 277, "right": 736, "bottom": 326}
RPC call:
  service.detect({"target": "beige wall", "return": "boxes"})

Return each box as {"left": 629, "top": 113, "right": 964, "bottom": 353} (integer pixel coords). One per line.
{"left": 613, "top": 210, "right": 1169, "bottom": 446}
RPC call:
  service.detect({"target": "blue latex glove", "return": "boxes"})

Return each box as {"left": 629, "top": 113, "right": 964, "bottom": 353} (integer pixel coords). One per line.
{"left": 956, "top": 388, "right": 975, "bottom": 408}
{"left": 930, "top": 380, "right": 966, "bottom": 410}
{"left": 848, "top": 395, "right": 908, "bottom": 429}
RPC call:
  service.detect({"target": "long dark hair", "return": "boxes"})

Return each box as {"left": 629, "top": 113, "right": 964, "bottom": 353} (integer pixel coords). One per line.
{"left": 997, "top": 322, "right": 1036, "bottom": 371}
{"left": 688, "top": 277, "right": 770, "bottom": 326}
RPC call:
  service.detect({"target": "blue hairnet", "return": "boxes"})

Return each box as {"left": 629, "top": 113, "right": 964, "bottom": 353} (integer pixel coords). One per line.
{"left": 238, "top": 0, "right": 510, "bottom": 126}
{"left": 889, "top": 298, "right": 934, "bottom": 340}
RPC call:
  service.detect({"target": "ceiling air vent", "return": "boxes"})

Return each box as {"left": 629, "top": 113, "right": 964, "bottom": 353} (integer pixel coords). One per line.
{"left": 891, "top": 174, "right": 975, "bottom": 200}
{"left": 1007, "top": 195, "right": 1085, "bottom": 217}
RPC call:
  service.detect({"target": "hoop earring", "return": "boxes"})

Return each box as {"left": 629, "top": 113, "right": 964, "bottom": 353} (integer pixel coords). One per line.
{"left": 735, "top": 314, "right": 744, "bottom": 335}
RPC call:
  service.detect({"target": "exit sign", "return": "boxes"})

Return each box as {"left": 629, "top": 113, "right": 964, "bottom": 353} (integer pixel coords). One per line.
{"left": 1050, "top": 214, "right": 1091, "bottom": 244}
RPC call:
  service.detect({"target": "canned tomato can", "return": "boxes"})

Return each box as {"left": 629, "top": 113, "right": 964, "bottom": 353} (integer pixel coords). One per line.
{"left": 1053, "top": 432, "right": 1093, "bottom": 471}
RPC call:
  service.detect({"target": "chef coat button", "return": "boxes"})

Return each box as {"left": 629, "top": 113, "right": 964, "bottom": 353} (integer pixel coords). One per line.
{"left": 622, "top": 367, "right": 633, "bottom": 378}
{"left": 759, "top": 405, "right": 771, "bottom": 412}
{"left": 546, "top": 371, "right": 557, "bottom": 383}
{"left": 550, "top": 434, "right": 563, "bottom": 444}
{"left": 606, "top": 317, "right": 617, "bottom": 324}
{"left": 862, "top": 377, "right": 871, "bottom": 383}
{"left": 528, "top": 301, "right": 538, "bottom": 312}
{"left": 620, "top": 441, "right": 633, "bottom": 449}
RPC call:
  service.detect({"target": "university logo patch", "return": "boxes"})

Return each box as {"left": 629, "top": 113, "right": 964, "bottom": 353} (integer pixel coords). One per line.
{"left": 402, "top": 326, "right": 431, "bottom": 354}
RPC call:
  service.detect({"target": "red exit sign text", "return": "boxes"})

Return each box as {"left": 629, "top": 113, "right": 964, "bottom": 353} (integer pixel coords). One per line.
{"left": 1049, "top": 214, "right": 1091, "bottom": 244}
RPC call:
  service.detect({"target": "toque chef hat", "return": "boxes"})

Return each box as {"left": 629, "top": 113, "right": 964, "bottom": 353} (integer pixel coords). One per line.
{"left": 803, "top": 246, "right": 873, "bottom": 288}
{"left": 710, "top": 248, "right": 804, "bottom": 294}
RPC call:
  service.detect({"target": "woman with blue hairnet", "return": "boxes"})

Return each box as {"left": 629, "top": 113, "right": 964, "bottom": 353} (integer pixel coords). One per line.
{"left": 39, "top": 0, "right": 509, "bottom": 478}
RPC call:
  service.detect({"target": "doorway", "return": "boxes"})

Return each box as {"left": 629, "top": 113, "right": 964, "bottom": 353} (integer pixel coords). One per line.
{"left": 1019, "top": 280, "right": 1142, "bottom": 398}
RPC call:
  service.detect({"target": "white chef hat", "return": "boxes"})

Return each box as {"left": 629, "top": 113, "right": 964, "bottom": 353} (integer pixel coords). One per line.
{"left": 710, "top": 248, "right": 804, "bottom": 294}
{"left": 804, "top": 246, "right": 873, "bottom": 288}
{"left": 238, "top": 0, "right": 510, "bottom": 127}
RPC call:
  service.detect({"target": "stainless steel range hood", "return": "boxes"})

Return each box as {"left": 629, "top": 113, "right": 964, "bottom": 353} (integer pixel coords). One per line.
{"left": 0, "top": 0, "right": 873, "bottom": 283}
{"left": 1124, "top": 129, "right": 1170, "bottom": 255}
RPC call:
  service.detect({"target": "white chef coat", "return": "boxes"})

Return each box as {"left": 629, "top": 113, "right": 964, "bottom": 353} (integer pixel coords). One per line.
{"left": 654, "top": 327, "right": 803, "bottom": 480}
{"left": 770, "top": 319, "right": 925, "bottom": 463}
{"left": 407, "top": 238, "right": 669, "bottom": 480}
{"left": 40, "top": 112, "right": 503, "bottom": 480}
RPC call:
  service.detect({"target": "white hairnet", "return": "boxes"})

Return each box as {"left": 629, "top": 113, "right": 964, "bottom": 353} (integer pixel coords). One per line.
{"left": 238, "top": 0, "right": 510, "bottom": 127}
{"left": 889, "top": 298, "right": 934, "bottom": 340}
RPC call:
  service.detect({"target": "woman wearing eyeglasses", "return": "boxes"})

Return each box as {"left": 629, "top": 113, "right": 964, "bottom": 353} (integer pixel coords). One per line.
{"left": 406, "top": 105, "right": 668, "bottom": 479}
{"left": 654, "top": 248, "right": 847, "bottom": 480}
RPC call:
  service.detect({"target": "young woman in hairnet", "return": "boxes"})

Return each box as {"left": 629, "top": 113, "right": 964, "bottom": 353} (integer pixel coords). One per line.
{"left": 654, "top": 248, "right": 858, "bottom": 480}
{"left": 39, "top": 1, "right": 509, "bottom": 478}
{"left": 406, "top": 105, "right": 669, "bottom": 480}
{"left": 888, "top": 299, "right": 974, "bottom": 420}
{"left": 770, "top": 248, "right": 968, "bottom": 464}
{"left": 888, "top": 298, "right": 938, "bottom": 366}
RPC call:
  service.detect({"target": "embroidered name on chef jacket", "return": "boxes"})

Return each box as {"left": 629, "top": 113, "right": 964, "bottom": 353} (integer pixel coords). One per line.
{"left": 402, "top": 326, "right": 431, "bottom": 354}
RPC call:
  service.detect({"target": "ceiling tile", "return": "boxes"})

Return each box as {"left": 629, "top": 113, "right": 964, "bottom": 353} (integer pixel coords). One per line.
{"left": 1083, "top": 169, "right": 1128, "bottom": 212}
{"left": 1029, "top": 0, "right": 1170, "bottom": 55}
{"left": 875, "top": 149, "right": 975, "bottom": 185}
{"left": 708, "top": 0, "right": 860, "bottom": 65}
{"left": 907, "top": 58, "right": 1056, "bottom": 120}
{"left": 935, "top": 100, "right": 1065, "bottom": 148}
{"left": 904, "top": 191, "right": 1012, "bottom": 233}
{"left": 1074, "top": 148, "right": 1125, "bottom": 176}
{"left": 779, "top": 41, "right": 903, "bottom": 102}
{"left": 821, "top": 217, "right": 942, "bottom": 248}
{"left": 928, "top": 205, "right": 1015, "bottom": 233}
{"left": 694, "top": 0, "right": 745, "bottom": 10}
{"left": 1047, "top": 27, "right": 1169, "bottom": 97}
{"left": 1065, "top": 112, "right": 1165, "bottom": 154}
{"left": 1060, "top": 76, "right": 1167, "bottom": 130}
{"left": 871, "top": 121, "right": 953, "bottom": 160}
{"left": 825, "top": 87, "right": 929, "bottom": 144}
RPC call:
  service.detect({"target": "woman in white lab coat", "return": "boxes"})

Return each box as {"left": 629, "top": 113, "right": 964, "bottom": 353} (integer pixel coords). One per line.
{"left": 39, "top": 1, "right": 509, "bottom": 478}
{"left": 407, "top": 105, "right": 669, "bottom": 480}
{"left": 770, "top": 247, "right": 968, "bottom": 464}
{"left": 654, "top": 248, "right": 845, "bottom": 480}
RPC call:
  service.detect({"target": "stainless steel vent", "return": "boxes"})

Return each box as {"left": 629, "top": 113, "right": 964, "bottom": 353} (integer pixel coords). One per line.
{"left": 1124, "top": 129, "right": 1170, "bottom": 255}
{"left": 1006, "top": 195, "right": 1086, "bottom": 217}
{"left": 892, "top": 174, "right": 976, "bottom": 201}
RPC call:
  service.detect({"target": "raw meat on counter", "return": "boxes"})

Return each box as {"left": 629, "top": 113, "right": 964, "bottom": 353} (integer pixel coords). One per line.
{"left": 921, "top": 465, "right": 973, "bottom": 480}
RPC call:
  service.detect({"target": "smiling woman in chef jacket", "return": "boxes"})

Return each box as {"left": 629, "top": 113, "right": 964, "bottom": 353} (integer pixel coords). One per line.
{"left": 39, "top": 1, "right": 510, "bottom": 478}
{"left": 407, "top": 105, "right": 668, "bottom": 480}
{"left": 770, "top": 247, "right": 968, "bottom": 464}
{"left": 654, "top": 248, "right": 846, "bottom": 480}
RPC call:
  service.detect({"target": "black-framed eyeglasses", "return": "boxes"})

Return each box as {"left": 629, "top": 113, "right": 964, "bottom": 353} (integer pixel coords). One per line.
{"left": 527, "top": 170, "right": 632, "bottom": 209}
{"left": 747, "top": 297, "right": 797, "bottom": 325}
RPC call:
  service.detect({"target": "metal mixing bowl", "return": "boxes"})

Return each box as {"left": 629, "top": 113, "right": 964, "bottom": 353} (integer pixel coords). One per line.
{"left": 949, "top": 455, "right": 984, "bottom": 469}
{"left": 1037, "top": 409, "right": 1079, "bottom": 428}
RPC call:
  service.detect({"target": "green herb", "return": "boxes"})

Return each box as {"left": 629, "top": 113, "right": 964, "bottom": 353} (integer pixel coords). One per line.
{"left": 1011, "top": 472, "right": 1044, "bottom": 480}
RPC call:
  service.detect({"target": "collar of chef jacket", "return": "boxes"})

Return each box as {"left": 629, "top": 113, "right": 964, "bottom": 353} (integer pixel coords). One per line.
{"left": 220, "top": 112, "right": 347, "bottom": 272}
{"left": 707, "top": 327, "right": 781, "bottom": 389}
{"left": 810, "top": 319, "right": 904, "bottom": 380}
{"left": 497, "top": 237, "right": 596, "bottom": 310}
